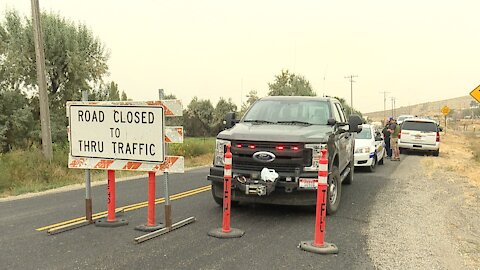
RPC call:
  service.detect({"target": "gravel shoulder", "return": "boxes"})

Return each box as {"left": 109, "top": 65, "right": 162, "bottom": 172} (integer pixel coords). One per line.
{"left": 366, "top": 154, "right": 480, "bottom": 270}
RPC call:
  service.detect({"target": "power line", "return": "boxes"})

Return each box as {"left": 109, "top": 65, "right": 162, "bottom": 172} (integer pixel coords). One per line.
{"left": 344, "top": 75, "right": 358, "bottom": 109}
{"left": 390, "top": 97, "right": 396, "bottom": 118}
{"left": 380, "top": 91, "right": 390, "bottom": 122}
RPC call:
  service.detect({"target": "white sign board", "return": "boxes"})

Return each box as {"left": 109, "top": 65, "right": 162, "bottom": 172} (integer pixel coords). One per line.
{"left": 69, "top": 104, "right": 164, "bottom": 163}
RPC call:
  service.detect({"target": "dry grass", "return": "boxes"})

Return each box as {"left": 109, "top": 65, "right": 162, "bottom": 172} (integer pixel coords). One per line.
{"left": 421, "top": 131, "right": 480, "bottom": 188}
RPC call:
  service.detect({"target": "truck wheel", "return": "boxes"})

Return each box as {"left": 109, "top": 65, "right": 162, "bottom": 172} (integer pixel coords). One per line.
{"left": 326, "top": 166, "right": 342, "bottom": 215}
{"left": 343, "top": 153, "right": 354, "bottom": 185}
{"left": 367, "top": 156, "right": 376, "bottom": 172}
{"left": 433, "top": 150, "right": 439, "bottom": 156}
{"left": 211, "top": 183, "right": 239, "bottom": 207}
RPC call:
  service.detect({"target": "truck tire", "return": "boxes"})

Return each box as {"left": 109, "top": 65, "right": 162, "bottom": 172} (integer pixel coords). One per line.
{"left": 343, "top": 153, "right": 354, "bottom": 185}
{"left": 433, "top": 150, "right": 439, "bottom": 156}
{"left": 326, "top": 166, "right": 342, "bottom": 215}
{"left": 211, "top": 183, "right": 239, "bottom": 207}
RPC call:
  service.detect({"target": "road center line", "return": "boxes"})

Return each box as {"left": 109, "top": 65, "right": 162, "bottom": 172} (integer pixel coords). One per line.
{"left": 36, "top": 185, "right": 211, "bottom": 232}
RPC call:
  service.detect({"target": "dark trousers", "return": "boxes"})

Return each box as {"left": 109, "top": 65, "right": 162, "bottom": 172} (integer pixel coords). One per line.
{"left": 384, "top": 137, "right": 392, "bottom": 157}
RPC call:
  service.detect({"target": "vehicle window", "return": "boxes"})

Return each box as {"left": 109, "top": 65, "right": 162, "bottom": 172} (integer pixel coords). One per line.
{"left": 402, "top": 121, "right": 437, "bottom": 132}
{"left": 242, "top": 100, "right": 330, "bottom": 124}
{"left": 356, "top": 127, "right": 372, "bottom": 139}
{"left": 331, "top": 103, "right": 342, "bottom": 122}
{"left": 334, "top": 103, "right": 346, "bottom": 122}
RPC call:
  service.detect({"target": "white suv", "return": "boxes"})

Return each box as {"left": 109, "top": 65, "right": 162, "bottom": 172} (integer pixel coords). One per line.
{"left": 396, "top": 114, "right": 415, "bottom": 125}
{"left": 398, "top": 118, "right": 440, "bottom": 156}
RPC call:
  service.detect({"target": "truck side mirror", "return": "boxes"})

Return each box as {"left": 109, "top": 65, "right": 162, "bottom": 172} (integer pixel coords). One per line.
{"left": 224, "top": 112, "right": 237, "bottom": 129}
{"left": 348, "top": 114, "right": 363, "bottom": 133}
{"left": 327, "top": 118, "right": 337, "bottom": 126}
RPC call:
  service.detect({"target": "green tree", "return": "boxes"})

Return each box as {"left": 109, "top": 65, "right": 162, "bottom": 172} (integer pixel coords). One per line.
{"left": 0, "top": 10, "right": 110, "bottom": 146}
{"left": 268, "top": 70, "right": 315, "bottom": 96}
{"left": 0, "top": 90, "right": 35, "bottom": 152}
{"left": 184, "top": 97, "right": 214, "bottom": 137}
{"left": 107, "top": 81, "right": 120, "bottom": 101}
{"left": 0, "top": 10, "right": 109, "bottom": 109}
{"left": 213, "top": 98, "right": 237, "bottom": 133}
{"left": 240, "top": 90, "right": 259, "bottom": 116}
{"left": 334, "top": 96, "right": 363, "bottom": 119}
{"left": 121, "top": 91, "right": 128, "bottom": 101}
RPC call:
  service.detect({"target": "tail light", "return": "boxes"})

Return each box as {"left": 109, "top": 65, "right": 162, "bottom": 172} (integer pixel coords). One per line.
{"left": 398, "top": 130, "right": 401, "bottom": 139}
{"left": 436, "top": 132, "right": 440, "bottom": 142}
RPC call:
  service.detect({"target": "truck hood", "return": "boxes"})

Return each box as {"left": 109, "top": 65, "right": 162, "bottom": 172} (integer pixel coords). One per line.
{"left": 217, "top": 123, "right": 332, "bottom": 143}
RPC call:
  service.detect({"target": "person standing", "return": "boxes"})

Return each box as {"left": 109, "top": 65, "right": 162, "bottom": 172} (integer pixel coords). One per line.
{"left": 382, "top": 118, "right": 392, "bottom": 159}
{"left": 388, "top": 118, "right": 401, "bottom": 161}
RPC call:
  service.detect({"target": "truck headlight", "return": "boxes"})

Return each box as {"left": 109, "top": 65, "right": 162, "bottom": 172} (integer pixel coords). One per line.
{"left": 355, "top": 146, "right": 371, "bottom": 154}
{"left": 304, "top": 143, "right": 328, "bottom": 171}
{"left": 214, "top": 139, "right": 231, "bottom": 166}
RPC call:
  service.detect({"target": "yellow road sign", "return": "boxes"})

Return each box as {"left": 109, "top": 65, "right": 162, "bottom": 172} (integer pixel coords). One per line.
{"left": 470, "top": 84, "right": 480, "bottom": 103}
{"left": 441, "top": 105, "right": 450, "bottom": 116}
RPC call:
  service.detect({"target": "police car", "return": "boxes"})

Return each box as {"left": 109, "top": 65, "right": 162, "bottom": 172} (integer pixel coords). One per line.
{"left": 354, "top": 124, "right": 386, "bottom": 172}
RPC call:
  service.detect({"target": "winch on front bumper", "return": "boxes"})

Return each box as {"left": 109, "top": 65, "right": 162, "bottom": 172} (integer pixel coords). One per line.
{"left": 207, "top": 166, "right": 319, "bottom": 198}
{"left": 233, "top": 175, "right": 276, "bottom": 196}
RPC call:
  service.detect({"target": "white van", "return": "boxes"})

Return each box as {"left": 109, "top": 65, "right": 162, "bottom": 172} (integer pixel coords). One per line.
{"left": 398, "top": 118, "right": 440, "bottom": 156}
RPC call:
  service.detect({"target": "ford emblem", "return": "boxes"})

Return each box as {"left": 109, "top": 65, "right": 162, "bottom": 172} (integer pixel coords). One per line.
{"left": 253, "top": 151, "right": 276, "bottom": 163}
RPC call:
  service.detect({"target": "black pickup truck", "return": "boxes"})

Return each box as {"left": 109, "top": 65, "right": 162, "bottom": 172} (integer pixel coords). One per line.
{"left": 207, "top": 96, "right": 362, "bottom": 214}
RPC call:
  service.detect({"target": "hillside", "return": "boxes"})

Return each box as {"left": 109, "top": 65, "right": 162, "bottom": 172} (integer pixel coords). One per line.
{"left": 364, "top": 95, "right": 476, "bottom": 122}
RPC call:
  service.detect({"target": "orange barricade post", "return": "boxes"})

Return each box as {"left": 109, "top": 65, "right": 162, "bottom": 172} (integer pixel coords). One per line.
{"left": 135, "top": 171, "right": 164, "bottom": 232}
{"left": 95, "top": 170, "right": 128, "bottom": 227}
{"left": 299, "top": 148, "right": 338, "bottom": 254}
{"left": 208, "top": 144, "right": 244, "bottom": 238}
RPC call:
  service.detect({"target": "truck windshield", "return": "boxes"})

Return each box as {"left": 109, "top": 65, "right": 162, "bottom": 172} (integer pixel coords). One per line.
{"left": 242, "top": 100, "right": 330, "bottom": 125}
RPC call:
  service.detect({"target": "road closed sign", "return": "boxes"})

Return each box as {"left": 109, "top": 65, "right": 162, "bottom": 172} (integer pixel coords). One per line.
{"left": 68, "top": 103, "right": 164, "bottom": 163}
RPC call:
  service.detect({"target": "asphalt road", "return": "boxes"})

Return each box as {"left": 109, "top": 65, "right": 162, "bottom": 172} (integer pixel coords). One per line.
{"left": 0, "top": 161, "right": 399, "bottom": 270}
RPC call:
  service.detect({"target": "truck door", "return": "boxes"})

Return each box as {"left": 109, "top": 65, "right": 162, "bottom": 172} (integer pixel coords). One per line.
{"left": 333, "top": 102, "right": 350, "bottom": 171}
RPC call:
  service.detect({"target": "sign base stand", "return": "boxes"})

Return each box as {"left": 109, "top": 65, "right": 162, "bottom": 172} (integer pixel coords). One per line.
{"left": 95, "top": 217, "right": 129, "bottom": 228}
{"left": 299, "top": 240, "right": 338, "bottom": 254}
{"left": 208, "top": 227, "right": 244, "bottom": 239}
{"left": 135, "top": 223, "right": 164, "bottom": 232}
{"left": 134, "top": 216, "right": 195, "bottom": 244}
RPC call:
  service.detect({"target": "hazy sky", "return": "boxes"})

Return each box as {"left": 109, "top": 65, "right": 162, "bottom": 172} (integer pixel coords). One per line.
{"left": 1, "top": 1, "right": 479, "bottom": 113}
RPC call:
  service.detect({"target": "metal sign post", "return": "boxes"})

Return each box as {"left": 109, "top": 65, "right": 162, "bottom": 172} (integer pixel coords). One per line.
{"left": 158, "top": 89, "right": 173, "bottom": 228}
{"left": 133, "top": 90, "right": 195, "bottom": 244}
{"left": 441, "top": 106, "right": 450, "bottom": 134}
{"left": 81, "top": 91, "right": 93, "bottom": 223}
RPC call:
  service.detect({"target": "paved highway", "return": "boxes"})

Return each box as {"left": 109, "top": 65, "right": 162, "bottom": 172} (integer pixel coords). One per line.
{"left": 0, "top": 162, "right": 399, "bottom": 269}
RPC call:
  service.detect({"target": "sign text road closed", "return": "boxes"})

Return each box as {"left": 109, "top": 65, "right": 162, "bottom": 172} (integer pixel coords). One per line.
{"left": 69, "top": 105, "right": 164, "bottom": 162}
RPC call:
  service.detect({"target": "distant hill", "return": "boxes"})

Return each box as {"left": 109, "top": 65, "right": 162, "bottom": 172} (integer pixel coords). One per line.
{"left": 363, "top": 95, "right": 477, "bottom": 122}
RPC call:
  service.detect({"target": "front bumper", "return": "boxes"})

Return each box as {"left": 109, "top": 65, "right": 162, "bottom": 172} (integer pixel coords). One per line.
{"left": 207, "top": 166, "right": 318, "bottom": 205}
{"left": 354, "top": 152, "right": 374, "bottom": 167}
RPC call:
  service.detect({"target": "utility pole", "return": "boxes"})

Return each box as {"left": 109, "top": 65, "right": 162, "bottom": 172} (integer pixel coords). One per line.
{"left": 345, "top": 75, "right": 358, "bottom": 110}
{"left": 31, "top": 0, "right": 53, "bottom": 161}
{"left": 380, "top": 91, "right": 390, "bottom": 123}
